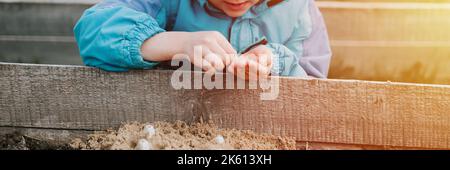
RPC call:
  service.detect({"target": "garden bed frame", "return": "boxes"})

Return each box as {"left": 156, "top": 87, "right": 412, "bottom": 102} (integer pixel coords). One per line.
{"left": 1, "top": 63, "right": 450, "bottom": 149}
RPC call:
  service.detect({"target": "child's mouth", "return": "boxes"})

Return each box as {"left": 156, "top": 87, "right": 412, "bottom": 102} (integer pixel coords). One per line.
{"left": 224, "top": 1, "right": 251, "bottom": 11}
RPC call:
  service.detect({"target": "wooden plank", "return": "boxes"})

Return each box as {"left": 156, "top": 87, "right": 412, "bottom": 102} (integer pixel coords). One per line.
{"left": 328, "top": 46, "right": 450, "bottom": 85}
{"left": 296, "top": 141, "right": 428, "bottom": 150}
{"left": 317, "top": 1, "right": 450, "bottom": 85}
{"left": 0, "top": 127, "right": 91, "bottom": 143}
{"left": 318, "top": 1, "right": 450, "bottom": 41}
{"left": 1, "top": 63, "right": 450, "bottom": 149}
{"left": 0, "top": 41, "right": 82, "bottom": 65}
{"left": 0, "top": 2, "right": 87, "bottom": 36}
{"left": 203, "top": 77, "right": 450, "bottom": 149}
{"left": 0, "top": 63, "right": 199, "bottom": 130}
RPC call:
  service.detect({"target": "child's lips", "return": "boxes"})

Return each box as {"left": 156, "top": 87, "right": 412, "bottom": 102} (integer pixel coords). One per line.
{"left": 224, "top": 1, "right": 250, "bottom": 11}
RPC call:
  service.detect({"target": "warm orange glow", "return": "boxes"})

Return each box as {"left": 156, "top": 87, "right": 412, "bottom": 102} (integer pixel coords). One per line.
{"left": 318, "top": 1, "right": 450, "bottom": 85}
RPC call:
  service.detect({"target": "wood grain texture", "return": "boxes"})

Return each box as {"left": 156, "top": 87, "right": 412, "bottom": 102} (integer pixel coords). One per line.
{"left": 0, "top": 127, "right": 92, "bottom": 143}
{"left": 203, "top": 79, "right": 450, "bottom": 149}
{"left": 317, "top": 1, "right": 450, "bottom": 85}
{"left": 0, "top": 63, "right": 199, "bottom": 130}
{"left": 1, "top": 63, "right": 450, "bottom": 148}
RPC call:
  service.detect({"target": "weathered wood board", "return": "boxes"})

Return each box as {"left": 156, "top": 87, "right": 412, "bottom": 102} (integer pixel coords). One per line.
{"left": 317, "top": 1, "right": 450, "bottom": 84}
{"left": 0, "top": 63, "right": 199, "bottom": 130}
{"left": 1, "top": 63, "right": 450, "bottom": 149}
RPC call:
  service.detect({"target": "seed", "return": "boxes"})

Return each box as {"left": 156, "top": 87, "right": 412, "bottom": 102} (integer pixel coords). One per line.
{"left": 135, "top": 139, "right": 152, "bottom": 150}
{"left": 214, "top": 135, "right": 225, "bottom": 144}
{"left": 143, "top": 125, "right": 156, "bottom": 137}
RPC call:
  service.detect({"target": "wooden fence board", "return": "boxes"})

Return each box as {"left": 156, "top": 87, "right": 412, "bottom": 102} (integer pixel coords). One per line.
{"left": 317, "top": 1, "right": 450, "bottom": 84}
{"left": 1, "top": 63, "right": 450, "bottom": 148}
{"left": 0, "top": 63, "right": 199, "bottom": 130}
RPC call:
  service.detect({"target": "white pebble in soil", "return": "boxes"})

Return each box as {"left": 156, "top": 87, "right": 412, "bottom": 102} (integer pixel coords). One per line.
{"left": 135, "top": 139, "right": 152, "bottom": 150}
{"left": 143, "top": 125, "right": 156, "bottom": 137}
{"left": 214, "top": 135, "right": 225, "bottom": 144}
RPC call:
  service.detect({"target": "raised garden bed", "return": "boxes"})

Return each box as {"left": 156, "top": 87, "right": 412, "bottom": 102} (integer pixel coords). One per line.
{"left": 1, "top": 63, "right": 450, "bottom": 150}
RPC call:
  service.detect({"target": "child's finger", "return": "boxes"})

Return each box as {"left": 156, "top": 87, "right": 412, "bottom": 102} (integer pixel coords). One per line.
{"left": 216, "top": 34, "right": 237, "bottom": 55}
{"left": 229, "top": 54, "right": 239, "bottom": 65}
{"left": 243, "top": 46, "right": 273, "bottom": 68}
{"left": 227, "top": 62, "right": 235, "bottom": 74}
{"left": 204, "top": 48, "right": 225, "bottom": 71}
{"left": 247, "top": 71, "right": 259, "bottom": 81}
{"left": 246, "top": 60, "right": 259, "bottom": 81}
{"left": 267, "top": 55, "right": 273, "bottom": 68}
{"left": 241, "top": 53, "right": 257, "bottom": 62}
{"left": 207, "top": 42, "right": 231, "bottom": 66}
{"left": 249, "top": 45, "right": 272, "bottom": 55}
{"left": 242, "top": 53, "right": 272, "bottom": 74}
{"left": 235, "top": 63, "right": 248, "bottom": 80}
{"left": 230, "top": 57, "right": 247, "bottom": 68}
{"left": 201, "top": 60, "right": 215, "bottom": 73}
{"left": 227, "top": 58, "right": 241, "bottom": 74}
{"left": 191, "top": 45, "right": 206, "bottom": 69}
{"left": 258, "top": 53, "right": 273, "bottom": 68}
{"left": 248, "top": 60, "right": 270, "bottom": 78}
{"left": 229, "top": 57, "right": 248, "bottom": 80}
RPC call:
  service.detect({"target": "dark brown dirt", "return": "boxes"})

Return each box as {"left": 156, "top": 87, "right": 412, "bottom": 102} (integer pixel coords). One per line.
{"left": 1, "top": 121, "right": 296, "bottom": 150}
{"left": 0, "top": 131, "right": 72, "bottom": 150}
{"left": 71, "top": 121, "right": 297, "bottom": 150}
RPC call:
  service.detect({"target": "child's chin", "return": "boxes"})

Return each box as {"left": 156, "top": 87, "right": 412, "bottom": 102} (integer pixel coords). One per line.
{"left": 225, "top": 11, "right": 247, "bottom": 18}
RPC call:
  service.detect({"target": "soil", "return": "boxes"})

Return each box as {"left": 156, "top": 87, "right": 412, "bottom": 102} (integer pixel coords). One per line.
{"left": 0, "top": 131, "right": 72, "bottom": 150}
{"left": 0, "top": 121, "right": 296, "bottom": 150}
{"left": 70, "top": 121, "right": 296, "bottom": 150}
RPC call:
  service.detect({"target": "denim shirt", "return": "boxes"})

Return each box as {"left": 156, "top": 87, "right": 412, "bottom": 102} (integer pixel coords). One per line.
{"left": 74, "top": 0, "right": 332, "bottom": 78}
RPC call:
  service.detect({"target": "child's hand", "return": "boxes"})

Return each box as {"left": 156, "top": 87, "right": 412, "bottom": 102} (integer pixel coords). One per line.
{"left": 141, "top": 31, "right": 237, "bottom": 74}
{"left": 182, "top": 31, "right": 237, "bottom": 73}
{"left": 228, "top": 45, "right": 273, "bottom": 80}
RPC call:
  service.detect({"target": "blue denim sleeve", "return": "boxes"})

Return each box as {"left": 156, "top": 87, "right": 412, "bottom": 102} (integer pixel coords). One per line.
{"left": 300, "top": 0, "right": 332, "bottom": 78}
{"left": 267, "top": 0, "right": 331, "bottom": 78}
{"left": 74, "top": 0, "right": 168, "bottom": 72}
{"left": 266, "top": 43, "right": 308, "bottom": 77}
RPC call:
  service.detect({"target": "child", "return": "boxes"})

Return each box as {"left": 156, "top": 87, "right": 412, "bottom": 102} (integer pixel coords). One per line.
{"left": 74, "top": 0, "right": 332, "bottom": 78}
